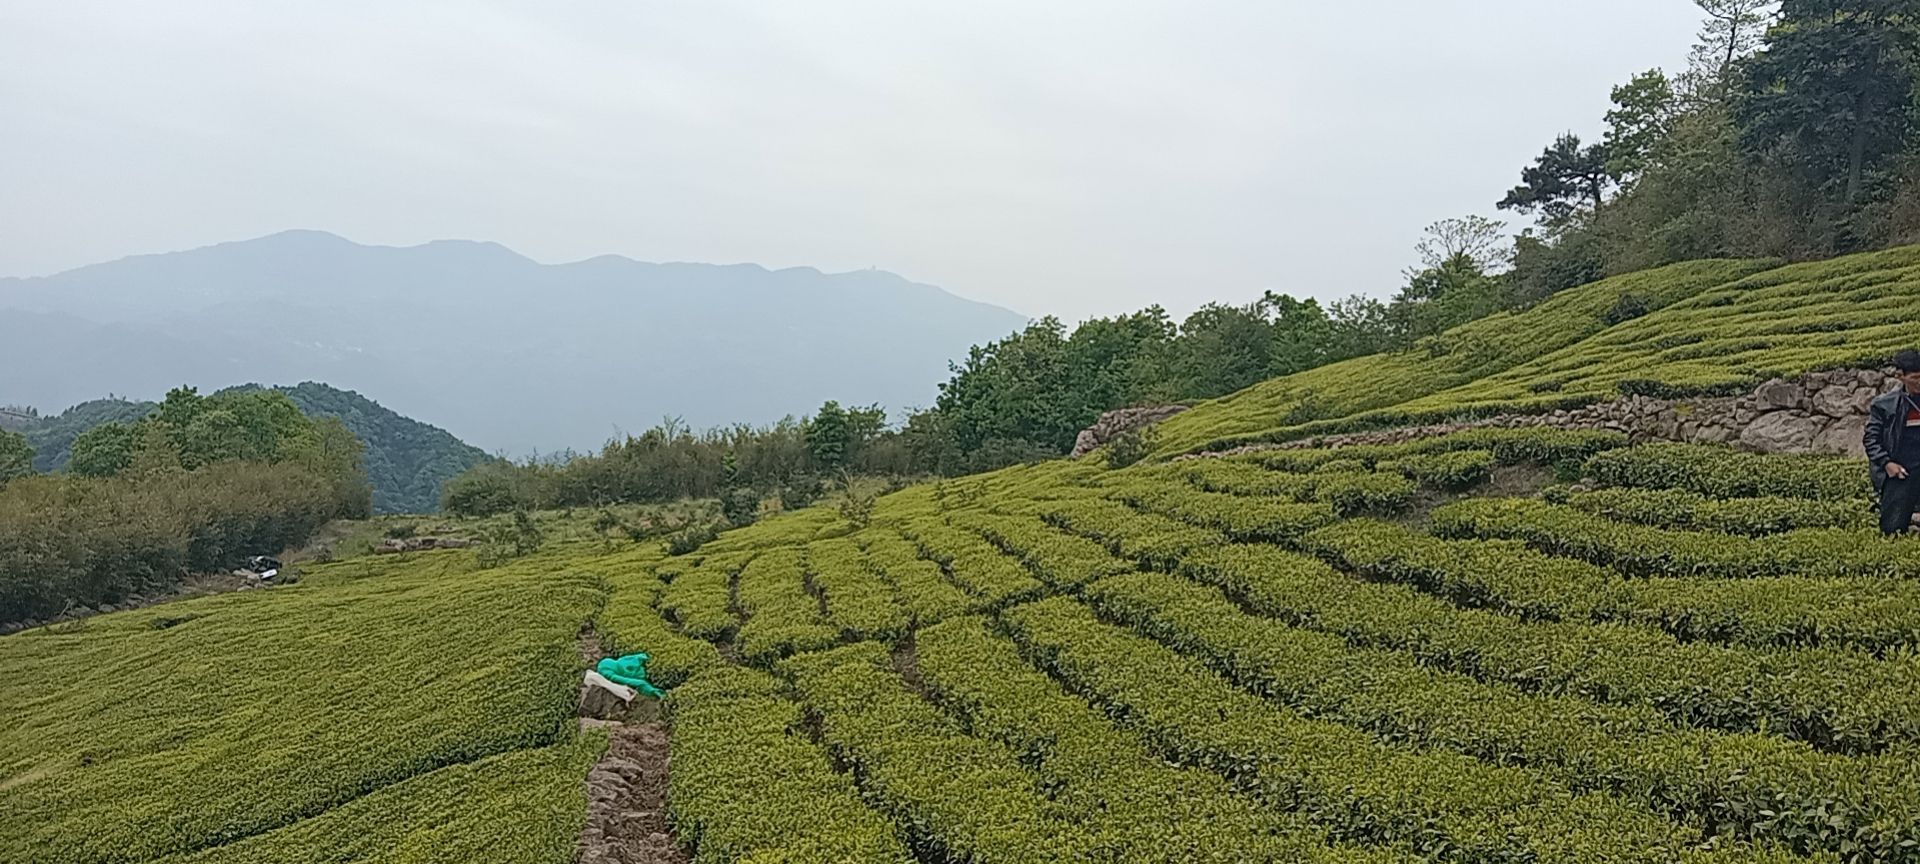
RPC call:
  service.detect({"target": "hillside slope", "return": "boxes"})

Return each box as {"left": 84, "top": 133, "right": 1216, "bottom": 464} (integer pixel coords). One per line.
{"left": 1151, "top": 245, "right": 1920, "bottom": 456}
{"left": 0, "top": 230, "right": 1029, "bottom": 454}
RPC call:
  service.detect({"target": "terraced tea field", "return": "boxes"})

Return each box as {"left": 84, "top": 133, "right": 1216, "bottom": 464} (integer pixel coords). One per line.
{"left": 8, "top": 245, "right": 1920, "bottom": 863}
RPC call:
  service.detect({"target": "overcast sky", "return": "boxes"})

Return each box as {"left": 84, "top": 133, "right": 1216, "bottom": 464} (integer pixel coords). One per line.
{"left": 1, "top": 1, "right": 1701, "bottom": 322}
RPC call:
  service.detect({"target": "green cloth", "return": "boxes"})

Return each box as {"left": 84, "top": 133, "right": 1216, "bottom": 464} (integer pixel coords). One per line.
{"left": 596, "top": 653, "right": 665, "bottom": 699}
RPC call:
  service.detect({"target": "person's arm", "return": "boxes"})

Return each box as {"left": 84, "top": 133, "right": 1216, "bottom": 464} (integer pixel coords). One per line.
{"left": 1865, "top": 398, "right": 1894, "bottom": 468}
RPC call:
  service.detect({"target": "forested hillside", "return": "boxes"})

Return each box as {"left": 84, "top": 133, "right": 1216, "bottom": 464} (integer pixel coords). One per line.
{"left": 234, "top": 383, "right": 490, "bottom": 513}
{"left": 9, "top": 383, "right": 488, "bottom": 513}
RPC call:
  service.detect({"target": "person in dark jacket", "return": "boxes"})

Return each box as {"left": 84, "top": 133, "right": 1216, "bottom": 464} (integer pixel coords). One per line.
{"left": 1865, "top": 349, "right": 1920, "bottom": 535}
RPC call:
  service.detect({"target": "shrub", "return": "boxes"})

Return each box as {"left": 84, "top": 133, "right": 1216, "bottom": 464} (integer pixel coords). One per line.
{"left": 720, "top": 487, "right": 761, "bottom": 527}
{"left": 0, "top": 461, "right": 355, "bottom": 624}
{"left": 1104, "top": 427, "right": 1157, "bottom": 469}
{"left": 1602, "top": 293, "right": 1651, "bottom": 325}
{"left": 837, "top": 486, "right": 876, "bottom": 529}
{"left": 440, "top": 462, "right": 526, "bottom": 517}
{"left": 664, "top": 521, "right": 721, "bottom": 556}
{"left": 779, "top": 475, "right": 824, "bottom": 511}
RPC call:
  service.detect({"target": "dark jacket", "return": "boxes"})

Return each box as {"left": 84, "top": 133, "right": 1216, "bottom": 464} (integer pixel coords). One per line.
{"left": 1865, "top": 389, "right": 1914, "bottom": 492}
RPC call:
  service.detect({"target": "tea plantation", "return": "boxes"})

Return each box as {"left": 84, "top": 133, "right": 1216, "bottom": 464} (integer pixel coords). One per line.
{"left": 6, "top": 245, "right": 1920, "bottom": 863}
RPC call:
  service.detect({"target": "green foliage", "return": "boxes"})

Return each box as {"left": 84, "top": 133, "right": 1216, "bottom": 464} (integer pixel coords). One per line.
{"left": 734, "top": 549, "right": 839, "bottom": 663}
{"left": 835, "top": 482, "right": 876, "bottom": 529}
{"left": 667, "top": 667, "right": 913, "bottom": 863}
{"left": 153, "top": 736, "right": 602, "bottom": 864}
{"left": 1378, "top": 449, "right": 1496, "bottom": 492}
{"left": 1583, "top": 442, "right": 1871, "bottom": 501}
{"left": 775, "top": 474, "right": 821, "bottom": 512}
{"left": 1432, "top": 497, "right": 1920, "bottom": 580}
{"left": 1150, "top": 256, "right": 1767, "bottom": 456}
{"left": 0, "top": 428, "right": 32, "bottom": 487}
{"left": 0, "top": 460, "right": 365, "bottom": 624}
{"left": 475, "top": 508, "right": 546, "bottom": 567}
{"left": 1001, "top": 597, "right": 1754, "bottom": 863}
{"left": 781, "top": 643, "right": 1101, "bottom": 860}
{"left": 440, "top": 406, "right": 914, "bottom": 516}
{"left": 663, "top": 521, "right": 722, "bottom": 556}
{"left": 69, "top": 421, "right": 136, "bottom": 477}
{"left": 1101, "top": 425, "right": 1156, "bottom": 469}
{"left": 925, "top": 295, "right": 1391, "bottom": 472}
{"left": 0, "top": 565, "right": 602, "bottom": 863}
{"left": 1558, "top": 486, "right": 1870, "bottom": 535}
{"left": 259, "top": 382, "right": 489, "bottom": 514}
{"left": 1499, "top": 133, "right": 1614, "bottom": 221}
{"left": 718, "top": 486, "right": 760, "bottom": 527}
{"left": 17, "top": 398, "right": 152, "bottom": 473}
{"left": 441, "top": 461, "right": 530, "bottom": 517}
{"left": 914, "top": 616, "right": 1368, "bottom": 861}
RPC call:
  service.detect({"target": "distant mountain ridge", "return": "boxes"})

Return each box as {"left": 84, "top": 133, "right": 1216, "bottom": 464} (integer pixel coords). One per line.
{"left": 0, "top": 231, "right": 1029, "bottom": 454}
{"left": 13, "top": 382, "right": 490, "bottom": 513}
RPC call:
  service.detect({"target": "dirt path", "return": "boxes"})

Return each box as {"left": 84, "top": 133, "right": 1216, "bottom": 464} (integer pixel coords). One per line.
{"left": 578, "top": 721, "right": 686, "bottom": 864}
{"left": 576, "top": 625, "right": 689, "bottom": 864}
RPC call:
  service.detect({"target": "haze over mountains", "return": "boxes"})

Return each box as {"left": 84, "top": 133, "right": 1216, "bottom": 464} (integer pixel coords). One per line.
{"left": 0, "top": 230, "right": 1028, "bottom": 454}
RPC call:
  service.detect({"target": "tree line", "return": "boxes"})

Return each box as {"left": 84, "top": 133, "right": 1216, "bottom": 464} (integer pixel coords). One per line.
{"left": 0, "top": 387, "right": 371, "bottom": 625}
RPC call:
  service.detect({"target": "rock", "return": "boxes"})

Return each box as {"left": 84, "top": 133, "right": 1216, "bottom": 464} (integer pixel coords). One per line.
{"left": 1739, "top": 411, "right": 1826, "bottom": 453}
{"left": 1810, "top": 384, "right": 1870, "bottom": 419}
{"left": 1753, "top": 379, "right": 1802, "bottom": 411}
{"left": 579, "top": 670, "right": 637, "bottom": 721}
{"left": 374, "top": 536, "right": 475, "bottom": 554}
{"left": 1811, "top": 417, "right": 1867, "bottom": 457}
{"left": 1069, "top": 404, "right": 1189, "bottom": 457}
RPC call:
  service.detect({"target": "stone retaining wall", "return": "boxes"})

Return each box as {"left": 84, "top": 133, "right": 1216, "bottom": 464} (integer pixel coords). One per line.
{"left": 1071, "top": 404, "right": 1188, "bottom": 457}
{"left": 1205, "top": 368, "right": 1902, "bottom": 458}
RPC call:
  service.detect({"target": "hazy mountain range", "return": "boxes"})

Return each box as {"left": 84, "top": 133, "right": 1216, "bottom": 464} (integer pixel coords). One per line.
{"left": 0, "top": 231, "right": 1028, "bottom": 454}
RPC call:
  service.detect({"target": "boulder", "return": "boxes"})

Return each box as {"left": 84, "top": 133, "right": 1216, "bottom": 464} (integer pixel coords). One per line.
{"left": 1810, "top": 417, "right": 1867, "bottom": 457}
{"left": 1753, "top": 379, "right": 1802, "bottom": 411}
{"left": 1739, "top": 411, "right": 1825, "bottom": 453}
{"left": 579, "top": 670, "right": 637, "bottom": 721}
{"left": 1810, "top": 384, "right": 1870, "bottom": 420}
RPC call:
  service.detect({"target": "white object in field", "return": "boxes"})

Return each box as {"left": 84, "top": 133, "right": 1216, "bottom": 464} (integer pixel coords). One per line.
{"left": 583, "top": 670, "right": 636, "bottom": 703}
{"left": 260, "top": 569, "right": 278, "bottom": 580}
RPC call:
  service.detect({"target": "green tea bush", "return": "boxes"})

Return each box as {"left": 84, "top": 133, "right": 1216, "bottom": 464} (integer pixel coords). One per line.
{"left": 1000, "top": 597, "right": 1782, "bottom": 864}
{"left": 915, "top": 616, "right": 1385, "bottom": 862}
{"left": 1309, "top": 471, "right": 1417, "bottom": 516}
{"left": 898, "top": 517, "right": 1044, "bottom": 606}
{"left": 1559, "top": 487, "right": 1870, "bottom": 536}
{"left": 806, "top": 537, "right": 910, "bottom": 642}
{"left": 858, "top": 530, "right": 976, "bottom": 624}
{"left": 154, "top": 735, "right": 604, "bottom": 864}
{"left": 734, "top": 549, "right": 839, "bottom": 663}
{"left": 666, "top": 667, "right": 911, "bottom": 863}
{"left": 1433, "top": 498, "right": 1920, "bottom": 580}
{"left": 1583, "top": 443, "right": 1870, "bottom": 501}
{"left": 1081, "top": 569, "right": 1920, "bottom": 860}
{"left": 1378, "top": 449, "right": 1495, "bottom": 491}
{"left": 781, "top": 643, "right": 1100, "bottom": 860}
{"left": 0, "top": 565, "right": 601, "bottom": 863}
